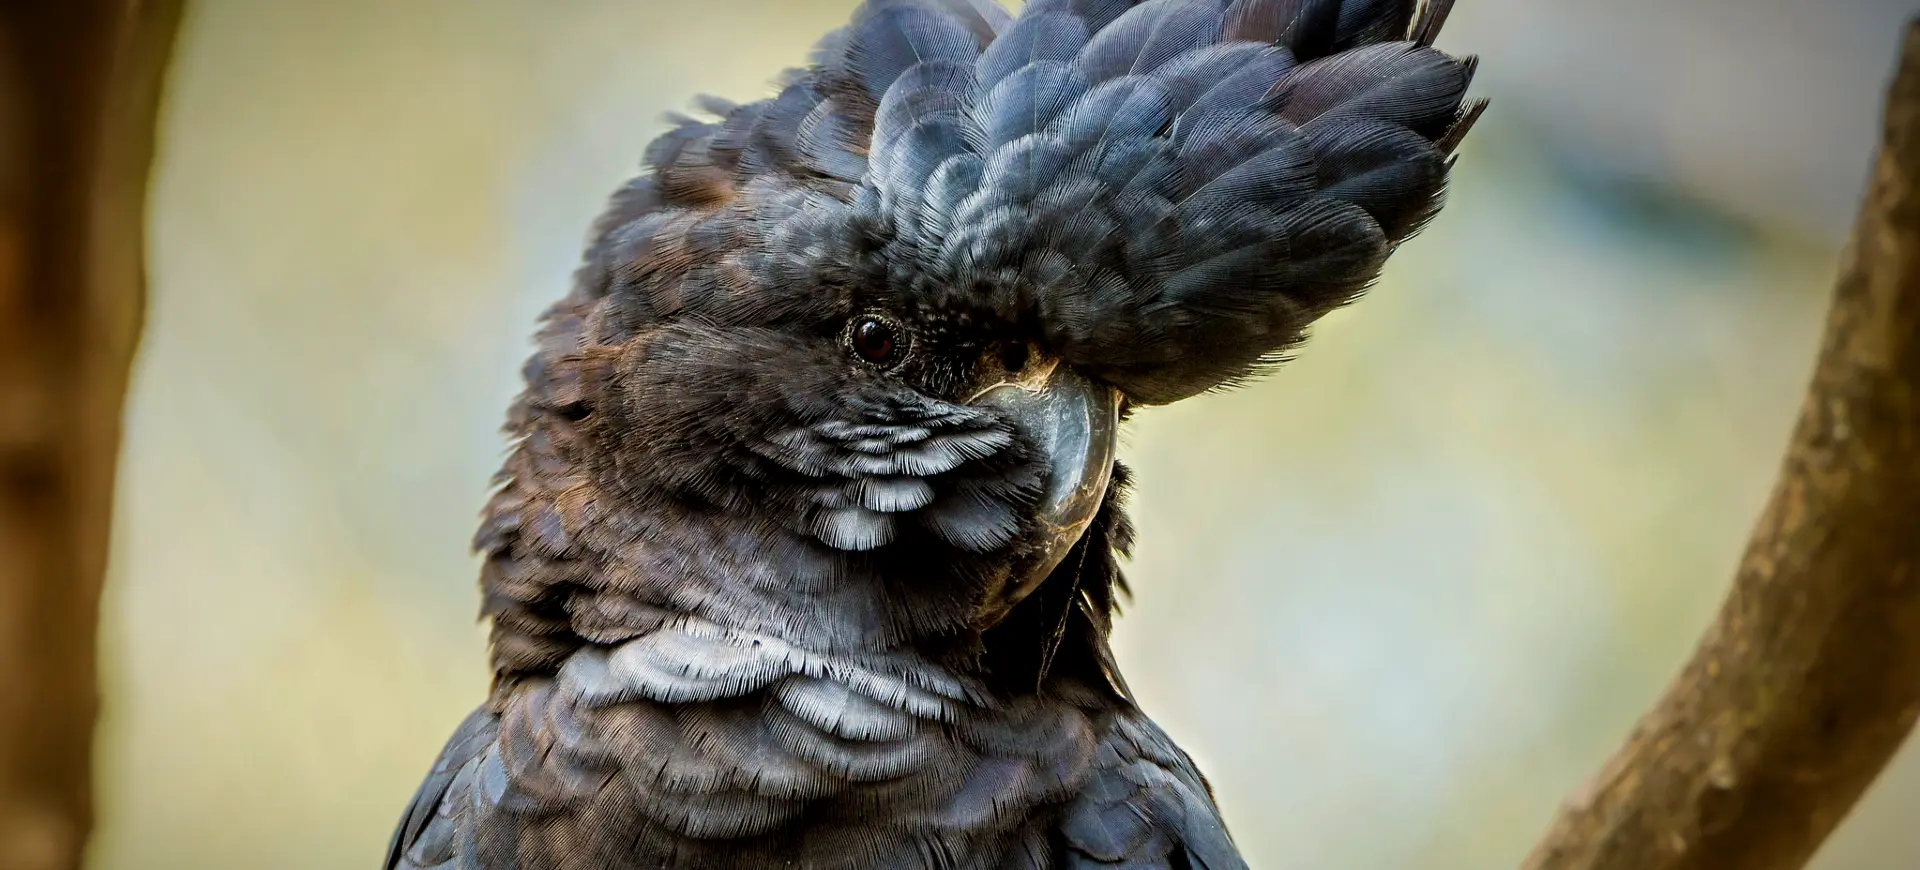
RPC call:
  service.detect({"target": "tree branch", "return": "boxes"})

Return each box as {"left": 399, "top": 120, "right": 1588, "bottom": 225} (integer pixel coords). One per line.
{"left": 0, "top": 1, "right": 181, "bottom": 868}
{"left": 1522, "top": 18, "right": 1920, "bottom": 870}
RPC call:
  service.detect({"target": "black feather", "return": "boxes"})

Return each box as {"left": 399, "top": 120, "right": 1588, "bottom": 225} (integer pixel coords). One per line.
{"left": 1275, "top": 42, "right": 1470, "bottom": 138}
{"left": 977, "top": 11, "right": 1091, "bottom": 89}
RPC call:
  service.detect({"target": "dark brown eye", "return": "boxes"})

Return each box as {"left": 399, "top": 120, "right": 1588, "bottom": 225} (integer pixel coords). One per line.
{"left": 849, "top": 316, "right": 903, "bottom": 366}
{"left": 999, "top": 341, "right": 1029, "bottom": 374}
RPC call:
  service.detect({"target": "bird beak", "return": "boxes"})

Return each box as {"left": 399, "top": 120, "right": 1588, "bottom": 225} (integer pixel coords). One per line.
{"left": 966, "top": 352, "right": 1121, "bottom": 624}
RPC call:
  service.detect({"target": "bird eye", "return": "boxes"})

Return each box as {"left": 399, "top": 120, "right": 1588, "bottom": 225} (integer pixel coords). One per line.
{"left": 999, "top": 341, "right": 1029, "bottom": 374}
{"left": 848, "top": 315, "right": 904, "bottom": 366}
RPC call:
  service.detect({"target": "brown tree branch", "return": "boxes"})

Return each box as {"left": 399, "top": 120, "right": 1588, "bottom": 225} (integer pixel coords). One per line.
{"left": 1522, "top": 18, "right": 1920, "bottom": 870}
{"left": 0, "top": 1, "right": 180, "bottom": 868}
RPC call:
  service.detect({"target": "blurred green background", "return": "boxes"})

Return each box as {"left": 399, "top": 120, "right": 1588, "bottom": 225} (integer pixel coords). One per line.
{"left": 95, "top": 0, "right": 1920, "bottom": 867}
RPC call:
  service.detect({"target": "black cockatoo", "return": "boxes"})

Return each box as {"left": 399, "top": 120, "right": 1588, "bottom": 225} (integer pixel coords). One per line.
{"left": 386, "top": 0, "right": 1480, "bottom": 866}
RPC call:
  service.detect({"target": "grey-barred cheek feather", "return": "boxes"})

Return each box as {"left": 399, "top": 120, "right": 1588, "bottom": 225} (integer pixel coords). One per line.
{"left": 388, "top": 0, "right": 1479, "bottom": 867}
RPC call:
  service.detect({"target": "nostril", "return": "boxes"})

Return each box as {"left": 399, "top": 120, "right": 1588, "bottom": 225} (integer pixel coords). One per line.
{"left": 999, "top": 342, "right": 1029, "bottom": 374}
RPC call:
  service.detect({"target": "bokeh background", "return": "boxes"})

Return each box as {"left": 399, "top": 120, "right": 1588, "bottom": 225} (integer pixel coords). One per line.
{"left": 95, "top": 0, "right": 1919, "bottom": 867}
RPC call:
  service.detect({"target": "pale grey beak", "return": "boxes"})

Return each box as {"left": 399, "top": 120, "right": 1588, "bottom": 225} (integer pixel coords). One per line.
{"left": 967, "top": 352, "right": 1120, "bottom": 626}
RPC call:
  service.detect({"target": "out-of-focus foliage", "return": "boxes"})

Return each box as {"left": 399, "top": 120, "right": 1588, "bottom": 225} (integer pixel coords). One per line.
{"left": 95, "top": 1, "right": 1920, "bottom": 868}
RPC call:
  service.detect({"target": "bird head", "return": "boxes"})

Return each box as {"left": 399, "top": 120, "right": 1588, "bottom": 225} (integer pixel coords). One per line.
{"left": 480, "top": 0, "right": 1481, "bottom": 675}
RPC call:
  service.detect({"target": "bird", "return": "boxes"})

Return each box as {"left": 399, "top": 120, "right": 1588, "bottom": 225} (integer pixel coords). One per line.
{"left": 384, "top": 0, "right": 1482, "bottom": 867}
